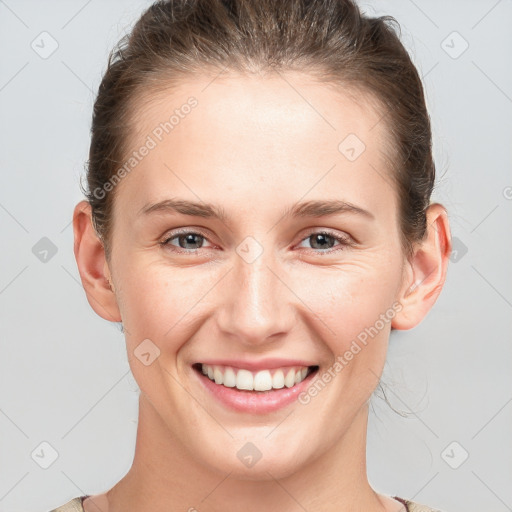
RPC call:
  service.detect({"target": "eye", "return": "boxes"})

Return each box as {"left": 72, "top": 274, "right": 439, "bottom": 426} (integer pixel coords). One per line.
{"left": 159, "top": 229, "right": 353, "bottom": 254}
{"left": 160, "top": 230, "right": 213, "bottom": 252}
{"left": 296, "top": 230, "right": 353, "bottom": 253}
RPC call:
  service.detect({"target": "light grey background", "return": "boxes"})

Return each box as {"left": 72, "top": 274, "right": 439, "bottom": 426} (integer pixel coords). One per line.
{"left": 0, "top": 1, "right": 511, "bottom": 511}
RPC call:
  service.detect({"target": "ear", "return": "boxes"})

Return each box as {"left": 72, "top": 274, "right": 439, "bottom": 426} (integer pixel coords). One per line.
{"left": 391, "top": 203, "right": 452, "bottom": 330}
{"left": 73, "top": 200, "right": 122, "bottom": 322}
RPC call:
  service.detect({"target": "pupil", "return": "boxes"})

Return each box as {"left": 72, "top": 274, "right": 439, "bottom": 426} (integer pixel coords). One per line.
{"left": 180, "top": 234, "right": 202, "bottom": 249}
{"left": 311, "top": 233, "right": 333, "bottom": 249}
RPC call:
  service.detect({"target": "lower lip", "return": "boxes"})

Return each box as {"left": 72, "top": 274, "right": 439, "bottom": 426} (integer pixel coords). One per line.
{"left": 193, "top": 365, "right": 318, "bottom": 414}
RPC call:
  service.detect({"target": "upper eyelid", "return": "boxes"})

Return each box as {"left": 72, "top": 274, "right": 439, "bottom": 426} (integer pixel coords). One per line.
{"left": 296, "top": 231, "right": 353, "bottom": 249}
{"left": 162, "top": 228, "right": 214, "bottom": 243}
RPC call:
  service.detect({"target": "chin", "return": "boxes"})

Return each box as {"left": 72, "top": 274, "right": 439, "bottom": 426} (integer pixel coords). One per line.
{"left": 197, "top": 435, "right": 312, "bottom": 481}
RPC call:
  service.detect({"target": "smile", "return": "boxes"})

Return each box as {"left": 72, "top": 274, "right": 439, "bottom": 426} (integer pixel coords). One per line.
{"left": 197, "top": 363, "right": 317, "bottom": 391}
{"left": 192, "top": 363, "right": 320, "bottom": 413}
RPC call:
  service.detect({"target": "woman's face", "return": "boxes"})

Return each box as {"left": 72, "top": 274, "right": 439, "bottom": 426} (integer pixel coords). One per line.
{"left": 103, "top": 72, "right": 412, "bottom": 478}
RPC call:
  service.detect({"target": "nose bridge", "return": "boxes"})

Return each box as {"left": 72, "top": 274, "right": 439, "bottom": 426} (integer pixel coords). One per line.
{"left": 216, "top": 236, "right": 293, "bottom": 344}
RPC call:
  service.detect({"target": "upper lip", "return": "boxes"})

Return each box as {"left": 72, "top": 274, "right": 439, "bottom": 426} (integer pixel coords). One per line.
{"left": 195, "top": 358, "right": 318, "bottom": 372}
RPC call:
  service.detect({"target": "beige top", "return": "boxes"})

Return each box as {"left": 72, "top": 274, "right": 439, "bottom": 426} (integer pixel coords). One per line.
{"left": 48, "top": 495, "right": 445, "bottom": 511}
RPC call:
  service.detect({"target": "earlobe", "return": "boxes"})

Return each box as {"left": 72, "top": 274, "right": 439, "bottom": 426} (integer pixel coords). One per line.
{"left": 73, "top": 200, "right": 122, "bottom": 323}
{"left": 391, "top": 203, "right": 452, "bottom": 331}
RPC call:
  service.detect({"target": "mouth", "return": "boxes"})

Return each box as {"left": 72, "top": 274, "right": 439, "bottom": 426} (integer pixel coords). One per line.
{"left": 192, "top": 362, "right": 319, "bottom": 393}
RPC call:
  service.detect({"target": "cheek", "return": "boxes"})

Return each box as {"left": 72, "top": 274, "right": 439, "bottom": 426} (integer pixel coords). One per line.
{"left": 299, "top": 263, "right": 398, "bottom": 350}
{"left": 117, "top": 267, "right": 204, "bottom": 394}
{"left": 297, "top": 267, "right": 398, "bottom": 409}
{"left": 118, "top": 278, "right": 203, "bottom": 448}
{"left": 118, "top": 263, "right": 218, "bottom": 353}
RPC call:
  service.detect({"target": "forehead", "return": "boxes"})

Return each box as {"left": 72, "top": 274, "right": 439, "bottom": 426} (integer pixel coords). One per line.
{"left": 130, "top": 70, "right": 387, "bottom": 148}
{"left": 115, "top": 71, "right": 397, "bottom": 222}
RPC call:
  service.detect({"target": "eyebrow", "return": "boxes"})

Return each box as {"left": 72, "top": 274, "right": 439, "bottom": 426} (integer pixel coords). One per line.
{"left": 137, "top": 198, "right": 375, "bottom": 221}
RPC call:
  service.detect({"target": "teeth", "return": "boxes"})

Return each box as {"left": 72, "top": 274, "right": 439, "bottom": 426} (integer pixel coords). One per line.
{"left": 272, "top": 370, "right": 285, "bottom": 389}
{"left": 236, "top": 369, "right": 254, "bottom": 390}
{"left": 200, "top": 364, "right": 312, "bottom": 391}
{"left": 223, "top": 367, "right": 236, "bottom": 387}
{"left": 284, "top": 368, "right": 295, "bottom": 388}
{"left": 213, "top": 367, "right": 223, "bottom": 384}
{"left": 253, "top": 370, "right": 272, "bottom": 391}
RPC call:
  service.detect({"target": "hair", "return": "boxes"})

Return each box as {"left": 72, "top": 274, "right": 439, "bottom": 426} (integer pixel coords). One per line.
{"left": 82, "top": 0, "right": 436, "bottom": 265}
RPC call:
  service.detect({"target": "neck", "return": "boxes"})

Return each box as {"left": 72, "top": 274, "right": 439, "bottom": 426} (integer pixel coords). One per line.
{"left": 104, "top": 393, "right": 386, "bottom": 512}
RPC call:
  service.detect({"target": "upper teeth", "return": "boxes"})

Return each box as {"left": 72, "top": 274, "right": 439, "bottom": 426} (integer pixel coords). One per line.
{"left": 201, "top": 364, "right": 310, "bottom": 391}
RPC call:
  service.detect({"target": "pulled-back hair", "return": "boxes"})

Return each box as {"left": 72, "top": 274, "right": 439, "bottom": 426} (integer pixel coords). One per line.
{"left": 82, "top": 0, "right": 436, "bottom": 263}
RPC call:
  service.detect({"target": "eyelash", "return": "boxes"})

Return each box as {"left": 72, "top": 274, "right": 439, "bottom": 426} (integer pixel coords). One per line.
{"left": 159, "top": 229, "right": 353, "bottom": 255}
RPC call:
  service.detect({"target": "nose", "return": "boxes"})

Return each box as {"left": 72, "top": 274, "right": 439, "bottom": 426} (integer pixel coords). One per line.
{"left": 214, "top": 241, "right": 296, "bottom": 348}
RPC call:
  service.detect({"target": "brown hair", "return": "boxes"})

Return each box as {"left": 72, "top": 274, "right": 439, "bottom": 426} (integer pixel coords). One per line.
{"left": 82, "top": 0, "right": 436, "bottom": 263}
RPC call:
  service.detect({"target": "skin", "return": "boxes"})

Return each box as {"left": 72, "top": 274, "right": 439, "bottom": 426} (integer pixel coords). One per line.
{"left": 73, "top": 70, "right": 451, "bottom": 512}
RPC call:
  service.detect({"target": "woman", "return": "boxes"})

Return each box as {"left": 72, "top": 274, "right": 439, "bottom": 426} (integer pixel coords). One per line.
{"left": 53, "top": 0, "right": 451, "bottom": 510}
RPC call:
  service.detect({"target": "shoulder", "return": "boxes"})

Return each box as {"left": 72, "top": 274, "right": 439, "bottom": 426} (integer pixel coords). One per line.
{"left": 394, "top": 496, "right": 445, "bottom": 512}
{"left": 48, "top": 494, "right": 445, "bottom": 512}
{"left": 47, "top": 496, "right": 87, "bottom": 512}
